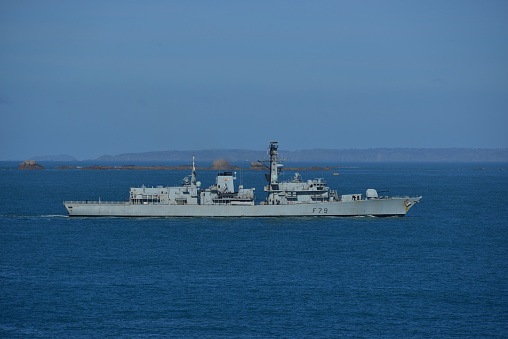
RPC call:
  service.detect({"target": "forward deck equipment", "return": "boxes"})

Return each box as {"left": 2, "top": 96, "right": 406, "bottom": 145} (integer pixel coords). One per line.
{"left": 64, "top": 142, "right": 421, "bottom": 217}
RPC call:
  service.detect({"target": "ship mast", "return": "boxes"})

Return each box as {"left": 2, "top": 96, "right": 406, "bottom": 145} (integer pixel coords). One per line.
{"left": 269, "top": 141, "right": 279, "bottom": 189}
{"left": 191, "top": 154, "right": 197, "bottom": 186}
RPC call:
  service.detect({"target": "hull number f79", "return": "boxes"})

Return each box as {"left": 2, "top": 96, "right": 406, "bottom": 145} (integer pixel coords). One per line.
{"left": 313, "top": 208, "right": 328, "bottom": 214}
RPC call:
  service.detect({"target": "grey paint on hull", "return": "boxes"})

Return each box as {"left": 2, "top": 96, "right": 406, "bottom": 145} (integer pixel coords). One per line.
{"left": 65, "top": 197, "right": 421, "bottom": 217}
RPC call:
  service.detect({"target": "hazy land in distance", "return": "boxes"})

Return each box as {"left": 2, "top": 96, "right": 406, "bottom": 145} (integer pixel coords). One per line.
{"left": 31, "top": 148, "right": 508, "bottom": 163}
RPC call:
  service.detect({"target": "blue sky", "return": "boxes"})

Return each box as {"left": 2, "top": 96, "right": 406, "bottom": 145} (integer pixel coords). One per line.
{"left": 1, "top": 1, "right": 507, "bottom": 160}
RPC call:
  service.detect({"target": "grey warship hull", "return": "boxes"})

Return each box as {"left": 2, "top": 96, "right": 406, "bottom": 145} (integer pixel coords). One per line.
{"left": 64, "top": 141, "right": 421, "bottom": 217}
{"left": 64, "top": 197, "right": 420, "bottom": 217}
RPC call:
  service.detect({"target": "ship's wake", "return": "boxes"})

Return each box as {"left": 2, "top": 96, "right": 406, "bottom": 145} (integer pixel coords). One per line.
{"left": 0, "top": 214, "right": 68, "bottom": 219}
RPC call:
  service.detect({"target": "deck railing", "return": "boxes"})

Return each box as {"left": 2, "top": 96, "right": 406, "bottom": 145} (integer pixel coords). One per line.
{"left": 63, "top": 201, "right": 129, "bottom": 205}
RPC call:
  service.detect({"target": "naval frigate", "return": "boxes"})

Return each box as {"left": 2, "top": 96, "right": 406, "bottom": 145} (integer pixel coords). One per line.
{"left": 64, "top": 142, "right": 421, "bottom": 217}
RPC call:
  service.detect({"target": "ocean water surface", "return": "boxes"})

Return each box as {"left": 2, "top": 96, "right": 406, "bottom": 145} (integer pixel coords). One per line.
{"left": 1, "top": 162, "right": 507, "bottom": 337}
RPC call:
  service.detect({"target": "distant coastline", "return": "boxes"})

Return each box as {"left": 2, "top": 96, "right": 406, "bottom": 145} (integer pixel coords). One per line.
{"left": 55, "top": 163, "right": 335, "bottom": 171}
{"left": 30, "top": 148, "right": 508, "bottom": 163}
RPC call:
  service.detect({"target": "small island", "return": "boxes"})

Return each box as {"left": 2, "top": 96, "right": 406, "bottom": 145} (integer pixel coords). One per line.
{"left": 18, "top": 160, "right": 45, "bottom": 170}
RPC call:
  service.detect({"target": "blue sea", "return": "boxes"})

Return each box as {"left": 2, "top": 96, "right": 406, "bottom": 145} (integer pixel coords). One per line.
{"left": 1, "top": 162, "right": 507, "bottom": 338}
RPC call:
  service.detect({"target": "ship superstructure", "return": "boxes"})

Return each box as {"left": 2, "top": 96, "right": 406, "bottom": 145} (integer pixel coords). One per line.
{"left": 64, "top": 142, "right": 421, "bottom": 217}
{"left": 264, "top": 142, "right": 338, "bottom": 205}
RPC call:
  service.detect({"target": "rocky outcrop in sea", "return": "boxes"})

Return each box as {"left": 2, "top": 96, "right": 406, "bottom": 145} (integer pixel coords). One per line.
{"left": 18, "top": 160, "right": 45, "bottom": 170}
